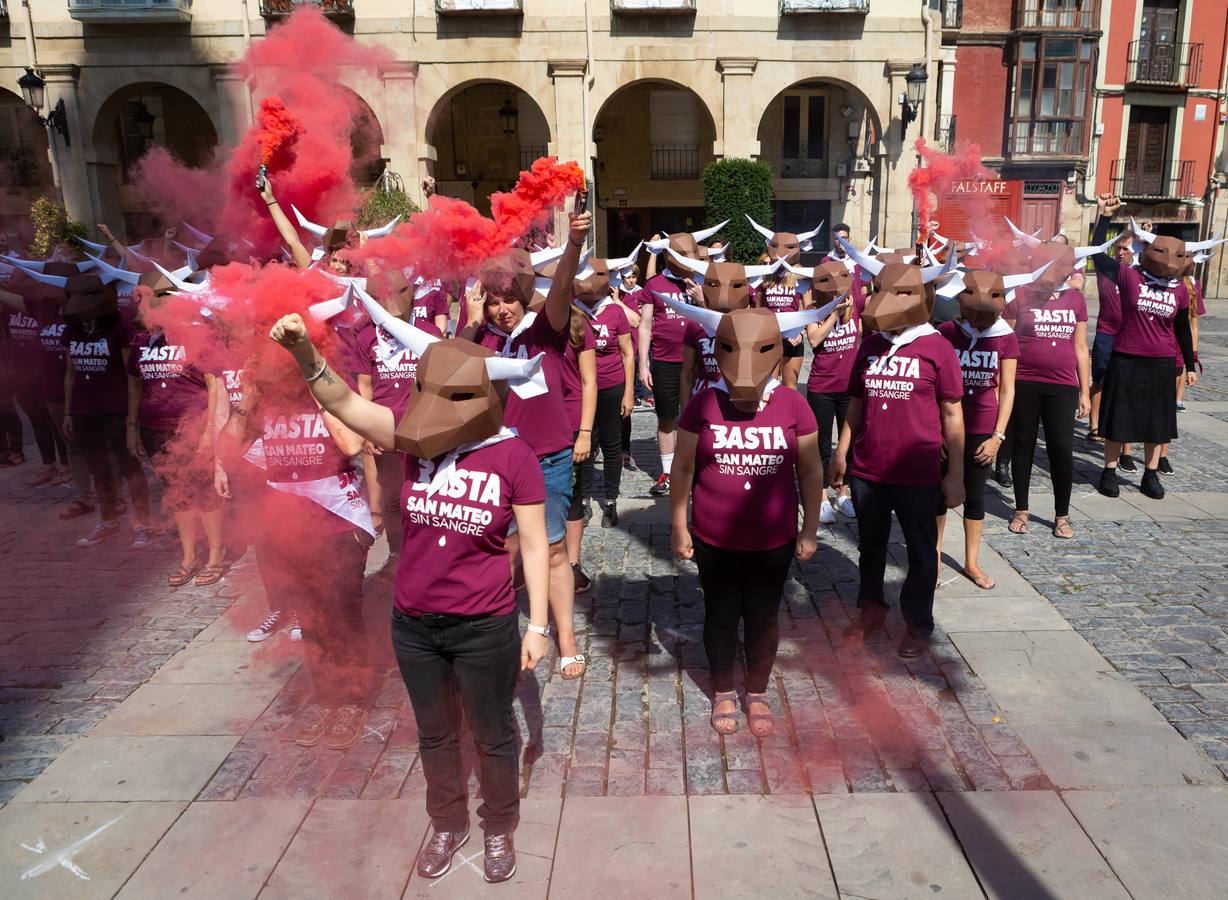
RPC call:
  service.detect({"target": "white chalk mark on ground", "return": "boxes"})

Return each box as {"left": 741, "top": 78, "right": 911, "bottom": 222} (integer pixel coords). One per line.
{"left": 364, "top": 721, "right": 392, "bottom": 742}
{"left": 21, "top": 815, "right": 123, "bottom": 881}
{"left": 428, "top": 848, "right": 485, "bottom": 886}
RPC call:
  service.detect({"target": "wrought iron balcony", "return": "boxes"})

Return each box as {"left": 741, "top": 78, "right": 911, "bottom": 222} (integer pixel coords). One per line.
{"left": 67, "top": 0, "right": 192, "bottom": 23}
{"left": 611, "top": 0, "right": 695, "bottom": 11}
{"left": 937, "top": 115, "right": 957, "bottom": 154}
{"left": 779, "top": 0, "right": 869, "bottom": 13}
{"left": 778, "top": 143, "right": 833, "bottom": 179}
{"left": 436, "top": 0, "right": 522, "bottom": 13}
{"left": 1015, "top": 0, "right": 1099, "bottom": 31}
{"left": 1109, "top": 158, "right": 1196, "bottom": 200}
{"left": 1007, "top": 119, "right": 1087, "bottom": 158}
{"left": 941, "top": 0, "right": 962, "bottom": 29}
{"left": 650, "top": 145, "right": 700, "bottom": 180}
{"left": 1127, "top": 41, "right": 1203, "bottom": 90}
{"left": 260, "top": 0, "right": 352, "bottom": 17}
{"left": 519, "top": 146, "right": 548, "bottom": 172}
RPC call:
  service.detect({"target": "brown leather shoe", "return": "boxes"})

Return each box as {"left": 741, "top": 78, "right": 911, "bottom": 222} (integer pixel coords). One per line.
{"left": 844, "top": 603, "right": 888, "bottom": 638}
{"left": 324, "top": 704, "right": 366, "bottom": 750}
{"left": 294, "top": 704, "right": 332, "bottom": 747}
{"left": 898, "top": 630, "right": 931, "bottom": 659}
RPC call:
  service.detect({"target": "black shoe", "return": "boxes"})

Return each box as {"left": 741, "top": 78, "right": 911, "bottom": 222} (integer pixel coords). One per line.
{"left": 1140, "top": 468, "right": 1165, "bottom": 500}
{"left": 582, "top": 498, "right": 592, "bottom": 527}
{"left": 622, "top": 452, "right": 637, "bottom": 471}
{"left": 993, "top": 461, "right": 1012, "bottom": 488}
{"left": 417, "top": 829, "right": 469, "bottom": 879}
{"left": 1098, "top": 467, "right": 1120, "bottom": 498}
{"left": 648, "top": 473, "right": 670, "bottom": 497}
{"left": 843, "top": 603, "right": 888, "bottom": 639}
{"left": 601, "top": 501, "right": 618, "bottom": 528}
{"left": 1158, "top": 457, "right": 1173, "bottom": 475}
{"left": 572, "top": 563, "right": 593, "bottom": 594}
{"left": 898, "top": 629, "right": 932, "bottom": 659}
{"left": 483, "top": 832, "right": 516, "bottom": 883}
{"left": 1118, "top": 453, "right": 1136, "bottom": 472}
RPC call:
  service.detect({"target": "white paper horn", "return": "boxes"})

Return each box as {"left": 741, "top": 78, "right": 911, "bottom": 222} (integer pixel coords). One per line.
{"left": 645, "top": 236, "right": 671, "bottom": 255}
{"left": 84, "top": 252, "right": 140, "bottom": 286}
{"left": 307, "top": 283, "right": 358, "bottom": 323}
{"left": 1129, "top": 217, "right": 1157, "bottom": 244}
{"left": 776, "top": 301, "right": 836, "bottom": 339}
{"left": 936, "top": 271, "right": 967, "bottom": 300}
{"left": 1074, "top": 237, "right": 1116, "bottom": 261}
{"left": 665, "top": 248, "right": 709, "bottom": 277}
{"left": 361, "top": 216, "right": 401, "bottom": 240}
{"left": 291, "top": 205, "right": 329, "bottom": 239}
{"left": 529, "top": 244, "right": 566, "bottom": 270}
{"left": 921, "top": 245, "right": 960, "bottom": 284}
{"left": 652, "top": 290, "right": 723, "bottom": 335}
{"left": 797, "top": 220, "right": 825, "bottom": 245}
{"left": 835, "top": 235, "right": 884, "bottom": 277}
{"left": 2, "top": 255, "right": 46, "bottom": 272}
{"left": 1005, "top": 217, "right": 1043, "bottom": 248}
{"left": 1186, "top": 234, "right": 1226, "bottom": 253}
{"left": 781, "top": 260, "right": 815, "bottom": 280}
{"left": 181, "top": 222, "right": 213, "bottom": 245}
{"left": 691, "top": 220, "right": 729, "bottom": 243}
{"left": 485, "top": 353, "right": 549, "bottom": 400}
{"left": 1003, "top": 260, "right": 1054, "bottom": 290}
{"left": 606, "top": 241, "right": 644, "bottom": 273}
{"left": 744, "top": 214, "right": 776, "bottom": 244}
{"left": 17, "top": 268, "right": 68, "bottom": 288}
{"left": 78, "top": 237, "right": 108, "bottom": 256}
{"left": 354, "top": 285, "right": 440, "bottom": 359}
{"left": 152, "top": 260, "right": 208, "bottom": 294}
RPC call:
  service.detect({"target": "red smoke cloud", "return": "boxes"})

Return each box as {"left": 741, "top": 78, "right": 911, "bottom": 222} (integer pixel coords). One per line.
{"left": 908, "top": 138, "right": 995, "bottom": 244}
{"left": 350, "top": 156, "right": 586, "bottom": 282}
{"left": 255, "top": 97, "right": 306, "bottom": 169}
{"left": 128, "top": 147, "right": 226, "bottom": 238}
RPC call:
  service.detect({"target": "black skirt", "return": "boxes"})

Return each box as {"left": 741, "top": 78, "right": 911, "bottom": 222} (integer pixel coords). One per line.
{"left": 1101, "top": 351, "right": 1178, "bottom": 444}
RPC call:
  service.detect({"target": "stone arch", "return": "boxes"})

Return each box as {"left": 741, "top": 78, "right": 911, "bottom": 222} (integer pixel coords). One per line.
{"left": 424, "top": 79, "right": 552, "bottom": 216}
{"left": 330, "top": 83, "right": 387, "bottom": 188}
{"left": 0, "top": 88, "right": 55, "bottom": 246}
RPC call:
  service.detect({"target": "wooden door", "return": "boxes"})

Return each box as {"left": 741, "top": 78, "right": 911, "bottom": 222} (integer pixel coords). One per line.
{"left": 1020, "top": 196, "right": 1059, "bottom": 239}
{"left": 1139, "top": 0, "right": 1180, "bottom": 80}
{"left": 1125, "top": 106, "right": 1170, "bottom": 195}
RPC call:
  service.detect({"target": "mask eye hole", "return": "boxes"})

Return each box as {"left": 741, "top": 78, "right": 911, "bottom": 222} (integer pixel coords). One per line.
{"left": 414, "top": 379, "right": 423, "bottom": 392}
{"left": 719, "top": 341, "right": 734, "bottom": 353}
{"left": 759, "top": 343, "right": 775, "bottom": 354}
{"left": 706, "top": 279, "right": 720, "bottom": 288}
{"left": 450, "top": 392, "right": 476, "bottom": 401}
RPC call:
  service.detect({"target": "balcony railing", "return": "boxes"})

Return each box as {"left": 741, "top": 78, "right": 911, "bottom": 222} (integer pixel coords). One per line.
{"left": 1007, "top": 119, "right": 1087, "bottom": 157}
{"left": 436, "top": 0, "right": 522, "bottom": 13}
{"left": 611, "top": 0, "right": 695, "bottom": 12}
{"left": 260, "top": 0, "right": 352, "bottom": 16}
{"left": 67, "top": 0, "right": 191, "bottom": 22}
{"left": 1015, "top": 0, "right": 1099, "bottom": 31}
{"left": 779, "top": 143, "right": 832, "bottom": 179}
{"left": 520, "top": 146, "right": 548, "bottom": 172}
{"left": 1109, "top": 158, "right": 1196, "bottom": 200}
{"left": 941, "top": 0, "right": 962, "bottom": 29}
{"left": 937, "top": 115, "right": 957, "bottom": 153}
{"left": 779, "top": 0, "right": 869, "bottom": 13}
{"left": 1128, "top": 41, "right": 1203, "bottom": 89}
{"left": 650, "top": 145, "right": 700, "bottom": 180}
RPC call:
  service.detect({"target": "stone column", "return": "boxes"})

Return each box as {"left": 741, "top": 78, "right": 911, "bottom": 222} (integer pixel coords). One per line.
{"left": 883, "top": 61, "right": 918, "bottom": 248}
{"left": 716, "top": 58, "right": 759, "bottom": 160}
{"left": 39, "top": 65, "right": 96, "bottom": 229}
{"left": 210, "top": 64, "right": 252, "bottom": 149}
{"left": 548, "top": 60, "right": 589, "bottom": 172}
{"left": 379, "top": 62, "right": 424, "bottom": 205}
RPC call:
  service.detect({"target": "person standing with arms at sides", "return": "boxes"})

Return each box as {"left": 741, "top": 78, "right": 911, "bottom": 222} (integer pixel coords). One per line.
{"left": 1003, "top": 241, "right": 1093, "bottom": 538}
{"left": 460, "top": 210, "right": 592, "bottom": 681}
{"left": 668, "top": 303, "right": 824, "bottom": 736}
{"left": 755, "top": 261, "right": 809, "bottom": 390}
{"left": 560, "top": 308, "right": 597, "bottom": 594}
{"left": 638, "top": 222, "right": 727, "bottom": 497}
{"left": 829, "top": 260, "right": 965, "bottom": 658}
{"left": 1088, "top": 235, "right": 1133, "bottom": 454}
{"left": 1090, "top": 196, "right": 1215, "bottom": 500}
{"left": 268, "top": 303, "right": 550, "bottom": 884}
{"left": 933, "top": 269, "right": 1033, "bottom": 587}
{"left": 614, "top": 263, "right": 644, "bottom": 466}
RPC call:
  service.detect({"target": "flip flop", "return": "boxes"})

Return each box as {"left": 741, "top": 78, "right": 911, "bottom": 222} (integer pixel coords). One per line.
{"left": 1053, "top": 516, "right": 1074, "bottom": 540}
{"left": 1008, "top": 511, "right": 1029, "bottom": 534}
{"left": 559, "top": 654, "right": 587, "bottom": 680}
{"left": 168, "top": 561, "right": 203, "bottom": 587}
{"left": 194, "top": 564, "right": 228, "bottom": 586}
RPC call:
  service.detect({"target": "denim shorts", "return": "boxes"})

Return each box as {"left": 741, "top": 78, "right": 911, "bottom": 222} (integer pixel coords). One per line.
{"left": 539, "top": 446, "right": 575, "bottom": 543}
{"left": 1092, "top": 331, "right": 1115, "bottom": 386}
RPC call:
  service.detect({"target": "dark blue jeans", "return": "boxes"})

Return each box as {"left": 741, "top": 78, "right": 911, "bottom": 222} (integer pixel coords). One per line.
{"left": 391, "top": 608, "right": 521, "bottom": 835}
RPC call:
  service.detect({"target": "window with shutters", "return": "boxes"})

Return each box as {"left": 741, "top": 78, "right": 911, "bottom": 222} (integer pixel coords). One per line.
{"left": 780, "top": 90, "right": 828, "bottom": 178}
{"left": 1007, "top": 36, "right": 1095, "bottom": 157}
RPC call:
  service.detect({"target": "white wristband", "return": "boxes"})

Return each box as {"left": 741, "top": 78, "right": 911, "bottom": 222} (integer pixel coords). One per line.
{"left": 526, "top": 623, "right": 551, "bottom": 637}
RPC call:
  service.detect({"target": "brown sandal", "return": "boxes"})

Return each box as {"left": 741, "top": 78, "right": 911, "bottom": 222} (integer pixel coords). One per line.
{"left": 168, "top": 561, "right": 203, "bottom": 587}
{"left": 1053, "top": 516, "right": 1074, "bottom": 539}
{"left": 194, "top": 564, "right": 228, "bottom": 586}
{"left": 1008, "top": 511, "right": 1029, "bottom": 534}
{"left": 743, "top": 692, "right": 775, "bottom": 738}
{"left": 710, "top": 691, "right": 739, "bottom": 735}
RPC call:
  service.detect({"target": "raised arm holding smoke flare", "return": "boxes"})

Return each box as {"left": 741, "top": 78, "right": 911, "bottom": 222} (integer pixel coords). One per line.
{"left": 258, "top": 174, "right": 313, "bottom": 269}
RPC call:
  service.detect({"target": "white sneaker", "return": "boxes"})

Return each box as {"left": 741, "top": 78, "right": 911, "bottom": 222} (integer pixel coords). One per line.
{"left": 247, "top": 610, "right": 282, "bottom": 642}
{"left": 289, "top": 613, "right": 302, "bottom": 642}
{"left": 836, "top": 495, "right": 857, "bottom": 518}
{"left": 819, "top": 499, "right": 836, "bottom": 525}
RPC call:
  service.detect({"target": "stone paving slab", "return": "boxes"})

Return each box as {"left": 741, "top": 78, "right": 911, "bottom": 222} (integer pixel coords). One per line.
{"left": 814, "top": 792, "right": 984, "bottom": 899}
{"left": 1063, "top": 786, "right": 1228, "bottom": 900}
{"left": 91, "top": 682, "right": 282, "bottom": 736}
{"left": 938, "top": 791, "right": 1131, "bottom": 900}
{"left": 0, "top": 800, "right": 185, "bottom": 899}
{"left": 116, "top": 799, "right": 310, "bottom": 899}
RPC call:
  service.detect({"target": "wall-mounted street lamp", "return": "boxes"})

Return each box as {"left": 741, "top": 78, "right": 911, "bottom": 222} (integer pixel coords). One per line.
{"left": 900, "top": 63, "right": 928, "bottom": 139}
{"left": 498, "top": 93, "right": 519, "bottom": 139}
{"left": 18, "top": 67, "right": 71, "bottom": 147}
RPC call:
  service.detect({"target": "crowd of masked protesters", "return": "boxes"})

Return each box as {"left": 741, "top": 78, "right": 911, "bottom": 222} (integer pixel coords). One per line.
{"left": 0, "top": 178, "right": 1214, "bottom": 883}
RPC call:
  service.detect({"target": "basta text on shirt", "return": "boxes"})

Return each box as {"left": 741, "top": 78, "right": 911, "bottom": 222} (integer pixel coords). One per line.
{"left": 862, "top": 352, "right": 923, "bottom": 400}
{"left": 405, "top": 457, "right": 503, "bottom": 536}
{"left": 136, "top": 342, "right": 189, "bottom": 381}
{"left": 262, "top": 412, "right": 331, "bottom": 468}
{"left": 1137, "top": 283, "right": 1178, "bottom": 320}
{"left": 957, "top": 348, "right": 1001, "bottom": 388}
{"left": 69, "top": 337, "right": 114, "bottom": 374}
{"left": 822, "top": 317, "right": 858, "bottom": 355}
{"left": 1026, "top": 307, "right": 1078, "bottom": 341}
{"left": 709, "top": 423, "right": 788, "bottom": 477}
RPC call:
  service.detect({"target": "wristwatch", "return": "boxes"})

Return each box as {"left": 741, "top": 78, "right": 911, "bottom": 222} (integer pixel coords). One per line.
{"left": 992, "top": 431, "right": 1007, "bottom": 442}
{"left": 526, "top": 623, "right": 552, "bottom": 637}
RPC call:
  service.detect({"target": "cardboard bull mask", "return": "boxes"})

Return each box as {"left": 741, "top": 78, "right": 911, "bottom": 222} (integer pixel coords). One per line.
{"left": 62, "top": 275, "right": 118, "bottom": 321}
{"left": 572, "top": 243, "right": 641, "bottom": 306}
{"left": 782, "top": 259, "right": 853, "bottom": 306}
{"left": 861, "top": 264, "right": 940, "bottom": 333}
{"left": 481, "top": 249, "right": 538, "bottom": 305}
{"left": 956, "top": 271, "right": 1008, "bottom": 330}
{"left": 714, "top": 309, "right": 786, "bottom": 407}
{"left": 664, "top": 249, "right": 781, "bottom": 313}
{"left": 645, "top": 222, "right": 729, "bottom": 278}
{"left": 745, "top": 215, "right": 824, "bottom": 265}
{"left": 1129, "top": 218, "right": 1226, "bottom": 281}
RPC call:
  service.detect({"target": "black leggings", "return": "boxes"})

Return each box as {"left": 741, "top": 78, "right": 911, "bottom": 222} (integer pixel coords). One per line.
{"left": 15, "top": 383, "right": 65, "bottom": 465}
{"left": 0, "top": 389, "right": 20, "bottom": 454}
{"left": 806, "top": 390, "right": 851, "bottom": 473}
{"left": 587, "top": 384, "right": 625, "bottom": 503}
{"left": 73, "top": 414, "right": 150, "bottom": 523}
{"left": 693, "top": 535, "right": 795, "bottom": 694}
{"left": 621, "top": 413, "right": 632, "bottom": 454}
{"left": 1010, "top": 380, "right": 1078, "bottom": 517}
{"left": 937, "top": 433, "right": 992, "bottom": 521}
{"left": 850, "top": 476, "right": 940, "bottom": 635}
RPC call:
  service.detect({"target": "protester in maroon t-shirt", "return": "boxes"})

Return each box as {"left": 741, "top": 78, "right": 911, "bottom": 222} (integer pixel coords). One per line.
{"left": 126, "top": 291, "right": 225, "bottom": 587}
{"left": 806, "top": 292, "right": 863, "bottom": 523}
{"left": 755, "top": 268, "right": 809, "bottom": 389}
{"left": 267, "top": 307, "right": 551, "bottom": 885}
{"left": 1089, "top": 236, "right": 1134, "bottom": 442}
{"left": 559, "top": 311, "right": 597, "bottom": 591}
{"left": 671, "top": 308, "right": 823, "bottom": 738}
{"left": 575, "top": 295, "right": 633, "bottom": 527}
{"left": 830, "top": 282, "right": 966, "bottom": 658}
{"left": 459, "top": 211, "right": 592, "bottom": 681}
{"left": 613, "top": 271, "right": 643, "bottom": 467}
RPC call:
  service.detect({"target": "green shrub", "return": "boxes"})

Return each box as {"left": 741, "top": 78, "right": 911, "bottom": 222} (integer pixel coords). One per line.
{"left": 30, "top": 197, "right": 87, "bottom": 257}
{"left": 357, "top": 173, "right": 420, "bottom": 228}
{"left": 701, "top": 158, "right": 774, "bottom": 264}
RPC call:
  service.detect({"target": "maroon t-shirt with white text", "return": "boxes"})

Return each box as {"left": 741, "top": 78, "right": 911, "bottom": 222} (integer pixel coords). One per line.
{"left": 259, "top": 398, "right": 357, "bottom": 535}
{"left": 397, "top": 437, "right": 545, "bottom": 617}
{"left": 937, "top": 321, "right": 1019, "bottom": 436}
{"left": 579, "top": 300, "right": 632, "bottom": 391}
{"left": 848, "top": 331, "right": 963, "bottom": 487}
{"left": 560, "top": 321, "right": 596, "bottom": 433}
{"left": 806, "top": 292, "right": 865, "bottom": 395}
{"left": 63, "top": 319, "right": 131, "bottom": 417}
{"left": 642, "top": 272, "right": 691, "bottom": 364}
{"left": 1012, "top": 288, "right": 1087, "bottom": 387}
{"left": 679, "top": 385, "right": 817, "bottom": 551}
{"left": 683, "top": 320, "right": 720, "bottom": 395}
{"left": 1095, "top": 272, "right": 1122, "bottom": 337}
{"left": 126, "top": 331, "right": 210, "bottom": 431}
{"left": 410, "top": 284, "right": 450, "bottom": 328}
{"left": 756, "top": 281, "right": 804, "bottom": 314}
{"left": 356, "top": 319, "right": 443, "bottom": 420}
{"left": 1114, "top": 264, "right": 1189, "bottom": 360}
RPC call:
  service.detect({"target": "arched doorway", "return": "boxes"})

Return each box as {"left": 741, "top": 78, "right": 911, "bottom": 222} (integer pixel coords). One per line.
{"left": 335, "top": 85, "right": 386, "bottom": 189}
{"left": 756, "top": 78, "right": 883, "bottom": 256}
{"left": 593, "top": 80, "right": 718, "bottom": 257}
{"left": 426, "top": 81, "right": 552, "bottom": 218}
{"left": 0, "top": 89, "right": 55, "bottom": 248}
{"left": 91, "top": 83, "right": 220, "bottom": 237}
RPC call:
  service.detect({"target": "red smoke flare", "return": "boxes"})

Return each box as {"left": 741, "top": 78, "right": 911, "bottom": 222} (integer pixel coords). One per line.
{"left": 255, "top": 97, "right": 305, "bottom": 169}
{"left": 908, "top": 138, "right": 994, "bottom": 244}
